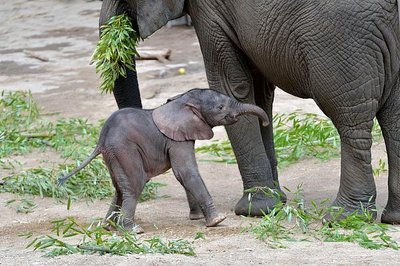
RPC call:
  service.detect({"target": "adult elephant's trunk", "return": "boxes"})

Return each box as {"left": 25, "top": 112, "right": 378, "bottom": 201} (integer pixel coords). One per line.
{"left": 99, "top": 0, "right": 142, "bottom": 109}
{"left": 235, "top": 102, "right": 269, "bottom": 127}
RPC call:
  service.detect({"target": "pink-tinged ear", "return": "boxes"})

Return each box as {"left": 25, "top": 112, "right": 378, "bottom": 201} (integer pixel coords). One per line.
{"left": 153, "top": 102, "right": 214, "bottom": 141}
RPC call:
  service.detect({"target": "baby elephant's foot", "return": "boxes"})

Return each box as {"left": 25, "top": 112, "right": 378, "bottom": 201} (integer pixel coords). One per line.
{"left": 189, "top": 210, "right": 204, "bottom": 220}
{"left": 104, "top": 221, "right": 144, "bottom": 234}
{"left": 205, "top": 214, "right": 226, "bottom": 227}
{"left": 122, "top": 222, "right": 144, "bottom": 234}
{"left": 130, "top": 224, "right": 144, "bottom": 234}
{"left": 113, "top": 219, "right": 145, "bottom": 234}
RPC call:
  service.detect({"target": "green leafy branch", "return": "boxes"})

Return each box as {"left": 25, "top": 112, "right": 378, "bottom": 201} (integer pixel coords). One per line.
{"left": 245, "top": 186, "right": 399, "bottom": 250}
{"left": 91, "top": 14, "right": 140, "bottom": 93}
{"left": 26, "top": 217, "right": 195, "bottom": 257}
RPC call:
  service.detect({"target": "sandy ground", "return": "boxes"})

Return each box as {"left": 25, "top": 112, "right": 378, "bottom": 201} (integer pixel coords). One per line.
{"left": 1, "top": 0, "right": 399, "bottom": 265}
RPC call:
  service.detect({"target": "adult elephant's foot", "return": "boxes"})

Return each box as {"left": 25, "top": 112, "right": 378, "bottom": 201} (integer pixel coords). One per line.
{"left": 381, "top": 211, "right": 400, "bottom": 224}
{"left": 381, "top": 204, "right": 400, "bottom": 224}
{"left": 234, "top": 189, "right": 287, "bottom": 217}
{"left": 323, "top": 198, "right": 377, "bottom": 223}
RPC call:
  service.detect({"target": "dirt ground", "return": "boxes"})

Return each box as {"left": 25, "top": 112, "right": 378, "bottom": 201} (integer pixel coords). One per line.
{"left": 1, "top": 0, "right": 399, "bottom": 265}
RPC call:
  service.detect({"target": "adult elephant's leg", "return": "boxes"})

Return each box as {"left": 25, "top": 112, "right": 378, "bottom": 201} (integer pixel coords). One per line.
{"left": 192, "top": 24, "right": 281, "bottom": 216}
{"left": 113, "top": 65, "right": 142, "bottom": 109}
{"left": 252, "top": 71, "right": 282, "bottom": 192}
{"left": 329, "top": 118, "right": 377, "bottom": 220}
{"left": 377, "top": 85, "right": 400, "bottom": 224}
{"left": 226, "top": 119, "right": 280, "bottom": 216}
{"left": 225, "top": 65, "right": 286, "bottom": 215}
{"left": 99, "top": 0, "right": 142, "bottom": 109}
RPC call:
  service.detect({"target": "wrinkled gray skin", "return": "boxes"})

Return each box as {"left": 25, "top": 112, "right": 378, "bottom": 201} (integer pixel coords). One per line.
{"left": 100, "top": 0, "right": 400, "bottom": 223}
{"left": 58, "top": 89, "right": 269, "bottom": 233}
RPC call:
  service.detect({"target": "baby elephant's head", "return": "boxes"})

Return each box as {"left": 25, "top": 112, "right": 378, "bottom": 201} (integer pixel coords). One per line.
{"left": 153, "top": 88, "right": 269, "bottom": 141}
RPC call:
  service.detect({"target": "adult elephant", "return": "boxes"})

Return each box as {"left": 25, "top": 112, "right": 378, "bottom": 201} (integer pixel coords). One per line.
{"left": 99, "top": 0, "right": 400, "bottom": 223}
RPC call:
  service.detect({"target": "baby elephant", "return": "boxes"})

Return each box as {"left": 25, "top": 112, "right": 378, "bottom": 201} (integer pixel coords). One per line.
{"left": 58, "top": 88, "right": 269, "bottom": 233}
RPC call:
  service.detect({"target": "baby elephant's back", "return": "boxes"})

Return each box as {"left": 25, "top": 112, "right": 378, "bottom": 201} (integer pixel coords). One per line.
{"left": 100, "top": 108, "right": 171, "bottom": 177}
{"left": 101, "top": 108, "right": 164, "bottom": 148}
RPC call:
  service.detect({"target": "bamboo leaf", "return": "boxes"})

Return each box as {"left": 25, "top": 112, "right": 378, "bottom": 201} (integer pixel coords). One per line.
{"left": 91, "top": 14, "right": 139, "bottom": 94}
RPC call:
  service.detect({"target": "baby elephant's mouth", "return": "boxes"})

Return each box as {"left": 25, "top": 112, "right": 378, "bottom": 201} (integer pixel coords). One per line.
{"left": 224, "top": 115, "right": 238, "bottom": 124}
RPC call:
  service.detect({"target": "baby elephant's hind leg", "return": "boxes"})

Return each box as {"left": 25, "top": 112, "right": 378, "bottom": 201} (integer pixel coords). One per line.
{"left": 107, "top": 150, "right": 147, "bottom": 233}
{"left": 103, "top": 161, "right": 122, "bottom": 228}
{"left": 104, "top": 191, "right": 122, "bottom": 224}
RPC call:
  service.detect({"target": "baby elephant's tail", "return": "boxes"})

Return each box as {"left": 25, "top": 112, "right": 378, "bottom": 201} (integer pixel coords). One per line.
{"left": 57, "top": 148, "right": 101, "bottom": 186}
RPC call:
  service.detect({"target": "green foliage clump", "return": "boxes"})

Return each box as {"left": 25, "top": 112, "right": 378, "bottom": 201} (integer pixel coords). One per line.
{"left": 0, "top": 91, "right": 43, "bottom": 157}
{"left": 91, "top": 14, "right": 140, "bottom": 93}
{"left": 372, "top": 159, "right": 387, "bottom": 177}
{"left": 273, "top": 113, "right": 340, "bottom": 166}
{"left": 26, "top": 217, "right": 195, "bottom": 257}
{"left": 195, "top": 140, "right": 237, "bottom": 164}
{"left": 1, "top": 160, "right": 110, "bottom": 199}
{"left": 245, "top": 186, "right": 399, "bottom": 250}
{"left": 6, "top": 198, "right": 37, "bottom": 214}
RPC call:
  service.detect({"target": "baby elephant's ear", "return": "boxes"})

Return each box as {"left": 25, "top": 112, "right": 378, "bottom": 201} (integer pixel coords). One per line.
{"left": 153, "top": 102, "right": 214, "bottom": 141}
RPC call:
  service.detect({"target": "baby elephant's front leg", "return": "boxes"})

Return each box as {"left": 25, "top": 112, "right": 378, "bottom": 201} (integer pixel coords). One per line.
{"left": 182, "top": 173, "right": 226, "bottom": 227}
{"left": 170, "top": 143, "right": 225, "bottom": 227}
{"left": 185, "top": 188, "right": 204, "bottom": 220}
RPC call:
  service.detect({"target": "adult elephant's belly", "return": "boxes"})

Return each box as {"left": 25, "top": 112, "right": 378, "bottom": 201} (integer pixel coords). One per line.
{"left": 261, "top": 67, "right": 312, "bottom": 100}
{"left": 245, "top": 45, "right": 312, "bottom": 99}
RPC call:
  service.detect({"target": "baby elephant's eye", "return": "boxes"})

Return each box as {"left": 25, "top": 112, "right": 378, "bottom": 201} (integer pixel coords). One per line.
{"left": 217, "top": 104, "right": 224, "bottom": 110}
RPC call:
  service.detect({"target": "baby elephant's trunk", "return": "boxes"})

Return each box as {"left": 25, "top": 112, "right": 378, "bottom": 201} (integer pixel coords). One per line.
{"left": 235, "top": 102, "right": 270, "bottom": 127}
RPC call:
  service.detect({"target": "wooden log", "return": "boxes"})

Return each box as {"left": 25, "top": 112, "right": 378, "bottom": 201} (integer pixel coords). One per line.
{"left": 136, "top": 48, "right": 171, "bottom": 63}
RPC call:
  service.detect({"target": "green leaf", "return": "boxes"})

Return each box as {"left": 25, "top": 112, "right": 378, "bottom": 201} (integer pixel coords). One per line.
{"left": 67, "top": 195, "right": 71, "bottom": 211}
